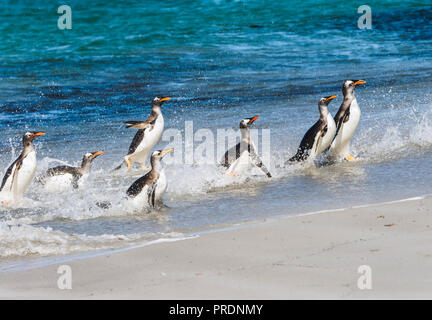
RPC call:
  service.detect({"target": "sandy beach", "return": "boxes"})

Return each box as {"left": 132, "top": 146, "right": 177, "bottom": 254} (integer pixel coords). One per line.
{"left": 1, "top": 196, "right": 432, "bottom": 299}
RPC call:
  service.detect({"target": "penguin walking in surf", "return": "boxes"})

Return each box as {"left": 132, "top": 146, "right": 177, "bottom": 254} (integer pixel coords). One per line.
{"left": 327, "top": 80, "right": 366, "bottom": 162}
{"left": 221, "top": 116, "right": 272, "bottom": 177}
{"left": 37, "top": 150, "right": 104, "bottom": 191}
{"left": 115, "top": 96, "right": 171, "bottom": 171}
{"left": 126, "top": 148, "right": 173, "bottom": 210}
{"left": 0, "top": 131, "right": 45, "bottom": 205}
{"left": 288, "top": 95, "right": 337, "bottom": 163}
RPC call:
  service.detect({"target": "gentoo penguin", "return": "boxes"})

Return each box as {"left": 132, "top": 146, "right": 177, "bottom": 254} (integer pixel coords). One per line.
{"left": 288, "top": 95, "right": 337, "bottom": 163}
{"left": 0, "top": 131, "right": 45, "bottom": 204}
{"left": 38, "top": 150, "right": 104, "bottom": 191}
{"left": 327, "top": 80, "right": 366, "bottom": 161}
{"left": 116, "top": 96, "right": 171, "bottom": 171}
{"left": 126, "top": 148, "right": 173, "bottom": 210}
{"left": 221, "top": 116, "right": 272, "bottom": 177}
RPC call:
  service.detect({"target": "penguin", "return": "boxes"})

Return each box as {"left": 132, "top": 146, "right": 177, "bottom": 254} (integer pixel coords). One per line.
{"left": 126, "top": 148, "right": 173, "bottom": 210}
{"left": 327, "top": 80, "right": 366, "bottom": 162}
{"left": 0, "top": 131, "right": 45, "bottom": 204}
{"left": 115, "top": 96, "right": 171, "bottom": 171}
{"left": 38, "top": 150, "right": 104, "bottom": 191}
{"left": 221, "top": 116, "right": 272, "bottom": 177}
{"left": 288, "top": 95, "right": 337, "bottom": 163}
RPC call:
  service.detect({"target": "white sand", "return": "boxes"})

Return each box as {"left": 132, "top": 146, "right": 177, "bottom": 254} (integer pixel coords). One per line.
{"left": 1, "top": 196, "right": 432, "bottom": 299}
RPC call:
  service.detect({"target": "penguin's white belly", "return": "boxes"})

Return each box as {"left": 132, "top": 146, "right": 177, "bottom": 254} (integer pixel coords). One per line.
{"left": 130, "top": 116, "right": 164, "bottom": 163}
{"left": 330, "top": 99, "right": 361, "bottom": 158}
{"left": 13, "top": 151, "right": 37, "bottom": 199}
{"left": 313, "top": 114, "right": 337, "bottom": 157}
{"left": 225, "top": 150, "right": 252, "bottom": 176}
{"left": 77, "top": 173, "right": 88, "bottom": 188}
{"left": 43, "top": 174, "right": 75, "bottom": 191}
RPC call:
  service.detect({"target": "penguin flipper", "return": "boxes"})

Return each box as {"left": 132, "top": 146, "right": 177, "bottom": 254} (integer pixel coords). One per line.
{"left": 332, "top": 113, "right": 347, "bottom": 143}
{"left": 0, "top": 152, "right": 25, "bottom": 193}
{"left": 127, "top": 129, "right": 146, "bottom": 155}
{"left": 124, "top": 121, "right": 153, "bottom": 129}
{"left": 126, "top": 173, "right": 151, "bottom": 198}
{"left": 10, "top": 159, "right": 23, "bottom": 192}
{"left": 257, "top": 161, "right": 272, "bottom": 178}
{"left": 125, "top": 110, "right": 158, "bottom": 129}
{"left": 323, "top": 118, "right": 343, "bottom": 156}
{"left": 250, "top": 147, "right": 272, "bottom": 178}
{"left": 343, "top": 108, "right": 351, "bottom": 123}
{"left": 0, "top": 160, "right": 18, "bottom": 192}
{"left": 328, "top": 112, "right": 349, "bottom": 150}
{"left": 147, "top": 182, "right": 157, "bottom": 208}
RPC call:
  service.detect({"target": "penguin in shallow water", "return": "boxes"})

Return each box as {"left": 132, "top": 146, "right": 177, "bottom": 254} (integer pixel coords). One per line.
{"left": 327, "top": 80, "right": 366, "bottom": 162}
{"left": 288, "top": 95, "right": 337, "bottom": 163}
{"left": 126, "top": 148, "right": 173, "bottom": 210}
{"left": 115, "top": 97, "right": 171, "bottom": 171}
{"left": 221, "top": 116, "right": 272, "bottom": 177}
{"left": 38, "top": 150, "right": 104, "bottom": 191}
{"left": 0, "top": 131, "right": 45, "bottom": 204}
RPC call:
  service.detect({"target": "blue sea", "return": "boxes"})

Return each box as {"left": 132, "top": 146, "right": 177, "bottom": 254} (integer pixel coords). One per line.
{"left": 0, "top": 0, "right": 431, "bottom": 262}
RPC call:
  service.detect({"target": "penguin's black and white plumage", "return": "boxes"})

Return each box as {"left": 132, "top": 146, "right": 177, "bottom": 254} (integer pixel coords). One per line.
{"left": 126, "top": 148, "right": 173, "bottom": 210}
{"left": 327, "top": 80, "right": 365, "bottom": 162}
{"left": 221, "top": 116, "right": 272, "bottom": 177}
{"left": 116, "top": 97, "right": 171, "bottom": 171}
{"left": 38, "top": 150, "right": 104, "bottom": 191}
{"left": 0, "top": 131, "right": 45, "bottom": 204}
{"left": 288, "top": 95, "right": 337, "bottom": 163}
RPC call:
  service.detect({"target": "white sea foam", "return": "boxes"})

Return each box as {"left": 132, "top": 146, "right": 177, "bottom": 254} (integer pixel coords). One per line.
{"left": 1, "top": 102, "right": 432, "bottom": 259}
{"left": 0, "top": 220, "right": 183, "bottom": 259}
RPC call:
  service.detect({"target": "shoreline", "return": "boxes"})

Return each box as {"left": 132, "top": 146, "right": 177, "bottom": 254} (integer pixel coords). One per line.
{"left": 0, "top": 193, "right": 430, "bottom": 274}
{"left": 1, "top": 194, "right": 432, "bottom": 298}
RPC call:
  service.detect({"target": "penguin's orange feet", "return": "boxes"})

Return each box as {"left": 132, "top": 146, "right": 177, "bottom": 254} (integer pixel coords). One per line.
{"left": 228, "top": 172, "right": 238, "bottom": 176}
{"left": 140, "top": 163, "right": 148, "bottom": 170}
{"left": 125, "top": 158, "right": 132, "bottom": 171}
{"left": 2, "top": 200, "right": 8, "bottom": 206}
{"left": 345, "top": 155, "right": 357, "bottom": 162}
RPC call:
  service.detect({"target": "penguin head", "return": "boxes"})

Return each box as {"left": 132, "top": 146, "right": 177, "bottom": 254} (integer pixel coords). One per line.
{"left": 342, "top": 79, "right": 366, "bottom": 94}
{"left": 319, "top": 95, "right": 337, "bottom": 107}
{"left": 81, "top": 150, "right": 104, "bottom": 169}
{"left": 151, "top": 149, "right": 174, "bottom": 163}
{"left": 23, "top": 131, "right": 45, "bottom": 144}
{"left": 150, "top": 148, "right": 174, "bottom": 168}
{"left": 239, "top": 116, "right": 259, "bottom": 129}
{"left": 82, "top": 150, "right": 104, "bottom": 163}
{"left": 152, "top": 96, "right": 171, "bottom": 107}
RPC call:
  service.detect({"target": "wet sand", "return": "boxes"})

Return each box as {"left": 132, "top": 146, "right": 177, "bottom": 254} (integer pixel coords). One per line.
{"left": 1, "top": 196, "right": 432, "bottom": 299}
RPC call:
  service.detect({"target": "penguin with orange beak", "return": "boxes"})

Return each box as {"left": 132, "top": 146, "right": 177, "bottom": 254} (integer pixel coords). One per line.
{"left": 0, "top": 131, "right": 45, "bottom": 204}
{"left": 38, "top": 150, "right": 104, "bottom": 190}
{"left": 221, "top": 116, "right": 272, "bottom": 177}
{"left": 288, "top": 95, "right": 337, "bottom": 163}
{"left": 127, "top": 148, "right": 173, "bottom": 210}
{"left": 114, "top": 96, "right": 171, "bottom": 171}
{"left": 328, "top": 79, "right": 366, "bottom": 162}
